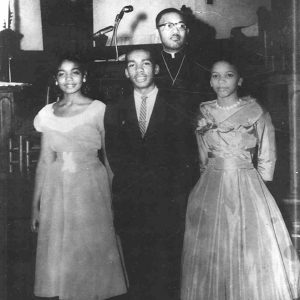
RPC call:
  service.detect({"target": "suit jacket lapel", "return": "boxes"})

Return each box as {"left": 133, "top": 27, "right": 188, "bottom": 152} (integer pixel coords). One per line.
{"left": 124, "top": 94, "right": 143, "bottom": 139}
{"left": 144, "top": 90, "right": 165, "bottom": 139}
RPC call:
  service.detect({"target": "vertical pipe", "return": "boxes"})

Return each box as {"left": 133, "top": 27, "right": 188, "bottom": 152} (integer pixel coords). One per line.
{"left": 8, "top": 137, "right": 12, "bottom": 173}
{"left": 18, "top": 134, "right": 22, "bottom": 174}
{"left": 286, "top": 0, "right": 300, "bottom": 251}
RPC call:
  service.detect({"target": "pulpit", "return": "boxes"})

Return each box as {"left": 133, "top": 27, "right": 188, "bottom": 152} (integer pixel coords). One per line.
{"left": 0, "top": 82, "right": 29, "bottom": 300}
{"left": 0, "top": 85, "right": 14, "bottom": 300}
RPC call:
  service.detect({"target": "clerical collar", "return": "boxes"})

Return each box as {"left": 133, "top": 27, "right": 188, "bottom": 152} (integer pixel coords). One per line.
{"left": 162, "top": 48, "right": 185, "bottom": 59}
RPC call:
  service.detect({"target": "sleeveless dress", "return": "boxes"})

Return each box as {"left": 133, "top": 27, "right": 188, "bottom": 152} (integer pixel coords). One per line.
{"left": 181, "top": 97, "right": 300, "bottom": 300}
{"left": 33, "top": 100, "right": 127, "bottom": 300}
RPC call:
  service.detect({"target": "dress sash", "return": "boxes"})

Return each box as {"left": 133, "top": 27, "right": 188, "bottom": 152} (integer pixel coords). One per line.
{"left": 207, "top": 155, "right": 254, "bottom": 170}
{"left": 55, "top": 151, "right": 100, "bottom": 172}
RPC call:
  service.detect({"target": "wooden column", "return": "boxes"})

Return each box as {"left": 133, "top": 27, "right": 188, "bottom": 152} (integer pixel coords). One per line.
{"left": 263, "top": 72, "right": 300, "bottom": 252}
{"left": 283, "top": 0, "right": 300, "bottom": 250}
{"left": 0, "top": 87, "right": 15, "bottom": 300}
{"left": 283, "top": 78, "right": 300, "bottom": 251}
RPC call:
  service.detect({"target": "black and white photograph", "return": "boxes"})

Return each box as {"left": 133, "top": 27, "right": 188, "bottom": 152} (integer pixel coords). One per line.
{"left": 0, "top": 0, "right": 299, "bottom": 299}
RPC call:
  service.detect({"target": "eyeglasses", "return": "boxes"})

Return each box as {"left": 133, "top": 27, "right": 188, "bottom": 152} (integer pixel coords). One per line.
{"left": 157, "top": 22, "right": 187, "bottom": 31}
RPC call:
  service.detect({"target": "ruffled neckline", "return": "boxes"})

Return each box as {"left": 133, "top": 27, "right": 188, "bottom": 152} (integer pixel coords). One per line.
{"left": 51, "top": 100, "right": 97, "bottom": 119}
{"left": 35, "top": 100, "right": 104, "bottom": 133}
{"left": 200, "top": 97, "right": 264, "bottom": 131}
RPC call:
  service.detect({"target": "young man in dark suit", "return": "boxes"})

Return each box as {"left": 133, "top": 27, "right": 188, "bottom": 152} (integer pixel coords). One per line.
{"left": 104, "top": 48, "right": 192, "bottom": 300}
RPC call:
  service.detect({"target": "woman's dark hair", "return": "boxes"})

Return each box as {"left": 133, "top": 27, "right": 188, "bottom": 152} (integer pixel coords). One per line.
{"left": 210, "top": 58, "right": 243, "bottom": 77}
{"left": 210, "top": 57, "right": 249, "bottom": 98}
{"left": 50, "top": 52, "right": 90, "bottom": 100}
{"left": 53, "top": 53, "right": 88, "bottom": 77}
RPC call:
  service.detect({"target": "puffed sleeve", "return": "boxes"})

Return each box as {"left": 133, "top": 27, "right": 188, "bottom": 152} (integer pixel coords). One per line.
{"left": 33, "top": 108, "right": 45, "bottom": 132}
{"left": 255, "top": 111, "right": 277, "bottom": 181}
{"left": 94, "top": 100, "right": 106, "bottom": 133}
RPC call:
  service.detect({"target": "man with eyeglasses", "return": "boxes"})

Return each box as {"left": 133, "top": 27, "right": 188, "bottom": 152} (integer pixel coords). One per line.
{"left": 155, "top": 7, "right": 208, "bottom": 198}
{"left": 155, "top": 7, "right": 208, "bottom": 92}
{"left": 155, "top": 7, "right": 201, "bottom": 194}
{"left": 153, "top": 7, "right": 209, "bottom": 300}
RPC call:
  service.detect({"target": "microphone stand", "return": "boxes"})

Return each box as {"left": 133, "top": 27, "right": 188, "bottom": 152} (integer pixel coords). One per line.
{"left": 110, "top": 6, "right": 133, "bottom": 61}
{"left": 111, "top": 12, "right": 123, "bottom": 61}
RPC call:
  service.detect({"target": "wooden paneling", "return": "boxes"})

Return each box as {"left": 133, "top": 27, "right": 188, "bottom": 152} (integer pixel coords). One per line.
{"left": 0, "top": 89, "right": 14, "bottom": 300}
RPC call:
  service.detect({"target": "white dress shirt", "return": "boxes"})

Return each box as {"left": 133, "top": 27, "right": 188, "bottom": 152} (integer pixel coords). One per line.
{"left": 134, "top": 86, "right": 158, "bottom": 131}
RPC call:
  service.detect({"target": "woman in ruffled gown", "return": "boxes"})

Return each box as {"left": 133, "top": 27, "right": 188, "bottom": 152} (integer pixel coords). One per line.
{"left": 181, "top": 60, "right": 300, "bottom": 300}
{"left": 31, "top": 55, "right": 127, "bottom": 300}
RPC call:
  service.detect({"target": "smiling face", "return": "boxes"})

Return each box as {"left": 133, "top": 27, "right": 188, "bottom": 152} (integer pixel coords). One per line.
{"left": 125, "top": 49, "right": 159, "bottom": 94}
{"left": 157, "top": 12, "right": 188, "bottom": 53}
{"left": 56, "top": 59, "right": 85, "bottom": 95}
{"left": 210, "top": 61, "right": 243, "bottom": 100}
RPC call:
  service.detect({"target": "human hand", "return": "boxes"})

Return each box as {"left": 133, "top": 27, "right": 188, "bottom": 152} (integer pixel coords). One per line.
{"left": 196, "top": 117, "right": 215, "bottom": 133}
{"left": 31, "top": 208, "right": 40, "bottom": 233}
{"left": 197, "top": 118, "right": 207, "bottom": 129}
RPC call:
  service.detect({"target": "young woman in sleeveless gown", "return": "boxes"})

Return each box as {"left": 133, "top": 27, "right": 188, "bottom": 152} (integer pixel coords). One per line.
{"left": 31, "top": 55, "right": 127, "bottom": 300}
{"left": 181, "top": 60, "right": 300, "bottom": 300}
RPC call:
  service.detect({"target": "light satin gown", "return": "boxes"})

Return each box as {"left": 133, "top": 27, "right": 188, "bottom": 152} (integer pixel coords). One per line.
{"left": 181, "top": 97, "right": 300, "bottom": 300}
{"left": 33, "top": 100, "right": 127, "bottom": 300}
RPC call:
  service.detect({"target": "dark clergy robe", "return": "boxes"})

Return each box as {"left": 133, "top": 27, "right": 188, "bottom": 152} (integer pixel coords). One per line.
{"left": 154, "top": 47, "right": 211, "bottom": 191}
{"left": 154, "top": 47, "right": 209, "bottom": 94}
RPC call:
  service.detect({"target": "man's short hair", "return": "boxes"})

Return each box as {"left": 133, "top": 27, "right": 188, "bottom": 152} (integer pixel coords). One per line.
{"left": 125, "top": 47, "right": 157, "bottom": 66}
{"left": 155, "top": 8, "right": 187, "bottom": 28}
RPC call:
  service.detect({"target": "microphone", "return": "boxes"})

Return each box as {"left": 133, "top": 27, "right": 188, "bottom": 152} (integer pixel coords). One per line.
{"left": 93, "top": 25, "right": 114, "bottom": 38}
{"left": 112, "top": 5, "right": 134, "bottom": 60}
{"left": 123, "top": 5, "right": 133, "bottom": 13}
{"left": 117, "top": 5, "right": 134, "bottom": 21}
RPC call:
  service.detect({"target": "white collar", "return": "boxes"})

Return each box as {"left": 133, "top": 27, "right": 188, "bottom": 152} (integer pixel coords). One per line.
{"left": 134, "top": 86, "right": 158, "bottom": 99}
